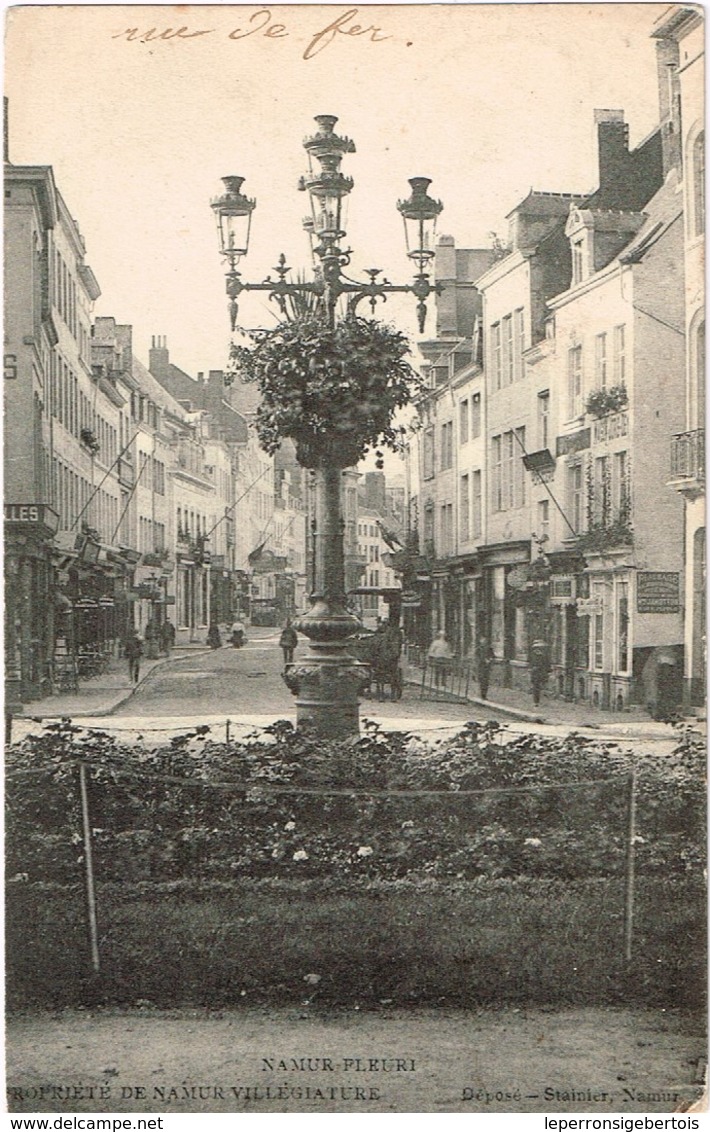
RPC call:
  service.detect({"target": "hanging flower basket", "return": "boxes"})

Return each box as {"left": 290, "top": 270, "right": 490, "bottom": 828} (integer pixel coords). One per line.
{"left": 228, "top": 316, "right": 423, "bottom": 468}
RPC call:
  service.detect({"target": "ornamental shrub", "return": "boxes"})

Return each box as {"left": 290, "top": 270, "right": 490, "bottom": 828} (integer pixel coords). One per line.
{"left": 227, "top": 317, "right": 424, "bottom": 467}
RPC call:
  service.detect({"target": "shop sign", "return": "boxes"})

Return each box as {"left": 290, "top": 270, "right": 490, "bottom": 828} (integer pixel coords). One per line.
{"left": 134, "top": 582, "right": 160, "bottom": 600}
{"left": 4, "top": 503, "right": 59, "bottom": 533}
{"left": 550, "top": 576, "right": 576, "bottom": 605}
{"left": 556, "top": 428, "right": 591, "bottom": 457}
{"left": 576, "top": 596, "right": 602, "bottom": 616}
{"left": 637, "top": 572, "right": 680, "bottom": 613}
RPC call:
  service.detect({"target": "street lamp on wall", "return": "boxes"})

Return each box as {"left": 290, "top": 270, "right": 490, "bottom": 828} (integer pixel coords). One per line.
{"left": 212, "top": 116, "right": 443, "bottom": 736}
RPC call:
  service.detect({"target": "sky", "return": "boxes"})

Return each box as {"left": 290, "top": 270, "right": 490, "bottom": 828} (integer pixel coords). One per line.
{"left": 6, "top": 3, "right": 664, "bottom": 390}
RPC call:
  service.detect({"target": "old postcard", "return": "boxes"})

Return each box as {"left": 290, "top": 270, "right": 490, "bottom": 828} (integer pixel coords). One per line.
{"left": 4, "top": 2, "right": 706, "bottom": 1121}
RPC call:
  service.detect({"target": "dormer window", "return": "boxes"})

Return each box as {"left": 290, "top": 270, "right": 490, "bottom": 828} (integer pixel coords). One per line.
{"left": 572, "top": 239, "right": 585, "bottom": 284}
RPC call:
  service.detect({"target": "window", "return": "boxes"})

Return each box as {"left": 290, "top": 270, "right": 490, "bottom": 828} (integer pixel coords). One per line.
{"left": 423, "top": 504, "right": 434, "bottom": 548}
{"left": 572, "top": 240, "right": 584, "bottom": 284}
{"left": 538, "top": 498, "right": 550, "bottom": 542}
{"left": 490, "top": 322, "right": 502, "bottom": 391}
{"left": 617, "top": 580, "right": 630, "bottom": 674}
{"left": 501, "top": 431, "right": 513, "bottom": 509}
{"left": 503, "top": 314, "right": 514, "bottom": 385}
{"left": 595, "top": 333, "right": 607, "bottom": 387}
{"left": 440, "top": 503, "right": 453, "bottom": 556}
{"left": 694, "top": 131, "right": 705, "bottom": 236}
{"left": 613, "top": 450, "right": 629, "bottom": 520}
{"left": 492, "top": 435, "right": 502, "bottom": 512}
{"left": 471, "top": 393, "right": 481, "bottom": 438}
{"left": 459, "top": 399, "right": 469, "bottom": 445}
{"left": 695, "top": 321, "right": 705, "bottom": 429}
{"left": 472, "top": 470, "right": 482, "bottom": 538}
{"left": 593, "top": 455, "right": 610, "bottom": 526}
{"left": 537, "top": 391, "right": 550, "bottom": 449}
{"left": 422, "top": 426, "right": 435, "bottom": 479}
{"left": 592, "top": 584, "right": 605, "bottom": 670}
{"left": 568, "top": 462, "right": 584, "bottom": 533}
{"left": 613, "top": 325, "right": 626, "bottom": 384}
{"left": 460, "top": 474, "right": 470, "bottom": 542}
{"left": 568, "top": 345, "right": 583, "bottom": 418}
{"left": 514, "top": 426, "right": 526, "bottom": 508}
{"left": 514, "top": 308, "right": 525, "bottom": 380}
{"left": 440, "top": 421, "right": 453, "bottom": 469}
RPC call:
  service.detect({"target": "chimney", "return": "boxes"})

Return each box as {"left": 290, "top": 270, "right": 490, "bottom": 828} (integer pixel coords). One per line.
{"left": 149, "top": 334, "right": 170, "bottom": 379}
{"left": 655, "top": 36, "right": 682, "bottom": 176}
{"left": 595, "top": 110, "right": 630, "bottom": 208}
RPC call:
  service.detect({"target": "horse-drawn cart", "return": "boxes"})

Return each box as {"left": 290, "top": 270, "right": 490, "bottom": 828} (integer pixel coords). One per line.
{"left": 350, "top": 627, "right": 403, "bottom": 701}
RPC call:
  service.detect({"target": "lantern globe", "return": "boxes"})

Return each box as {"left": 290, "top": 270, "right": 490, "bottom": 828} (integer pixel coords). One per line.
{"left": 211, "top": 175, "right": 256, "bottom": 259}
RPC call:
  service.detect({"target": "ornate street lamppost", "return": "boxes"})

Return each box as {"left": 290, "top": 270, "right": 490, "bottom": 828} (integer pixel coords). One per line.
{"left": 212, "top": 115, "right": 443, "bottom": 737}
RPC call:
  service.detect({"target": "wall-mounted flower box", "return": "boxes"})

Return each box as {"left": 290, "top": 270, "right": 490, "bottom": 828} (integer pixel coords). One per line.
{"left": 575, "top": 519, "right": 633, "bottom": 554}
{"left": 585, "top": 384, "right": 628, "bottom": 419}
{"left": 80, "top": 428, "right": 100, "bottom": 454}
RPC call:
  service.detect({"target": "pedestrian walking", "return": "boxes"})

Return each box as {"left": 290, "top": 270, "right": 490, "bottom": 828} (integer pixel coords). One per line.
{"left": 144, "top": 617, "right": 159, "bottom": 660}
{"left": 428, "top": 629, "right": 454, "bottom": 689}
{"left": 161, "top": 620, "right": 175, "bottom": 656}
{"left": 207, "top": 623, "right": 223, "bottom": 649}
{"left": 125, "top": 632, "right": 143, "bottom": 684}
{"left": 529, "top": 638, "right": 550, "bottom": 706}
{"left": 279, "top": 619, "right": 298, "bottom": 666}
{"left": 476, "top": 634, "right": 494, "bottom": 700}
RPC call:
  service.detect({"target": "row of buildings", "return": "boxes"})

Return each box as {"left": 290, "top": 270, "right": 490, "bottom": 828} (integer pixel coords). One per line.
{"left": 3, "top": 142, "right": 405, "bottom": 703}
{"left": 402, "top": 7, "right": 704, "bottom": 712}
{"left": 3, "top": 157, "right": 308, "bottom": 702}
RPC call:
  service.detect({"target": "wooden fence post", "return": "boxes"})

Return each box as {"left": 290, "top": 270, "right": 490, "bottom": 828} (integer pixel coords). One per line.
{"left": 79, "top": 762, "right": 100, "bottom": 974}
{"left": 623, "top": 766, "right": 637, "bottom": 963}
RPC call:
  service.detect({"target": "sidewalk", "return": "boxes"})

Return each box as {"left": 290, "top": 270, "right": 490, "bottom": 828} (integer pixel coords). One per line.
{"left": 16, "top": 645, "right": 210, "bottom": 720}
{"left": 401, "top": 659, "right": 701, "bottom": 740}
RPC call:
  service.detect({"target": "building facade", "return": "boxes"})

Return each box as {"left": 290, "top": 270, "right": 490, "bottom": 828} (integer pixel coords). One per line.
{"left": 655, "top": 6, "right": 706, "bottom": 705}
{"left": 405, "top": 88, "right": 692, "bottom": 712}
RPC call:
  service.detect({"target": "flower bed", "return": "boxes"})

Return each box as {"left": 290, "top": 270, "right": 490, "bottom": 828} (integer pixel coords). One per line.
{"left": 6, "top": 720, "right": 705, "bottom": 886}
{"left": 6, "top": 721, "right": 705, "bottom": 1009}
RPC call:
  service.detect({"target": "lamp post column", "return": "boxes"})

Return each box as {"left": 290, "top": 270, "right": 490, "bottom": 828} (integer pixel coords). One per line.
{"left": 284, "top": 450, "right": 367, "bottom": 737}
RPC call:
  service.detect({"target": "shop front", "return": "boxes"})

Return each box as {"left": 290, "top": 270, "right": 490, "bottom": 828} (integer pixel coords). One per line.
{"left": 547, "top": 551, "right": 588, "bottom": 702}
{"left": 478, "top": 541, "right": 532, "bottom": 692}
{"left": 4, "top": 503, "right": 59, "bottom": 704}
{"left": 176, "top": 551, "right": 211, "bottom": 642}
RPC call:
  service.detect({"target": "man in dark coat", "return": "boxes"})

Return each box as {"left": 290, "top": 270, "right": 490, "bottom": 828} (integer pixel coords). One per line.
{"left": 476, "top": 634, "right": 494, "bottom": 700}
{"left": 279, "top": 619, "right": 298, "bottom": 666}
{"left": 529, "top": 638, "right": 550, "bottom": 706}
{"left": 125, "top": 632, "right": 143, "bottom": 684}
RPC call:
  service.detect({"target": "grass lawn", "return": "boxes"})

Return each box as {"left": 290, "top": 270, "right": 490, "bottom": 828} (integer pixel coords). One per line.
{"left": 7, "top": 876, "right": 705, "bottom": 1011}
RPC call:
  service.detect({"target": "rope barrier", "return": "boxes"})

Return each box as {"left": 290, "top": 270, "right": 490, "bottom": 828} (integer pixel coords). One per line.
{"left": 7, "top": 760, "right": 630, "bottom": 797}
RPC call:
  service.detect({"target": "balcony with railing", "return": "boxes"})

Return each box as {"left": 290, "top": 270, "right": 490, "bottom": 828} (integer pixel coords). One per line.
{"left": 669, "top": 429, "right": 705, "bottom": 496}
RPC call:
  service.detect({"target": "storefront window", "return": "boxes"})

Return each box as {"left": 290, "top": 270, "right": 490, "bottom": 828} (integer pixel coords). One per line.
{"left": 592, "top": 583, "right": 604, "bottom": 670}
{"left": 514, "top": 604, "right": 528, "bottom": 660}
{"left": 552, "top": 609, "right": 564, "bottom": 667}
{"left": 617, "top": 580, "right": 629, "bottom": 674}
{"left": 491, "top": 567, "right": 506, "bottom": 659}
